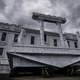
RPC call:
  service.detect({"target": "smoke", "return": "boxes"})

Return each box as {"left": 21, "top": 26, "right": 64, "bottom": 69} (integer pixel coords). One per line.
{"left": 0, "top": 0, "right": 80, "bottom": 33}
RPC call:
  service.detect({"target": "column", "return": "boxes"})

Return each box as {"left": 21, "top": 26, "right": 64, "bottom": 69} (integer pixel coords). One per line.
{"left": 57, "top": 23, "right": 64, "bottom": 48}
{"left": 40, "top": 21, "right": 44, "bottom": 45}
{"left": 76, "top": 32, "right": 80, "bottom": 48}
{"left": 18, "top": 28, "right": 24, "bottom": 43}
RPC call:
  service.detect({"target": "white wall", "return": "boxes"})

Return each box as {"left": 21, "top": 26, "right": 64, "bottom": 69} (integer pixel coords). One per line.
{"left": 0, "top": 30, "right": 20, "bottom": 63}
{"left": 19, "top": 30, "right": 61, "bottom": 47}
{"left": 13, "top": 56, "right": 43, "bottom": 67}
{"left": 48, "top": 35, "right": 60, "bottom": 47}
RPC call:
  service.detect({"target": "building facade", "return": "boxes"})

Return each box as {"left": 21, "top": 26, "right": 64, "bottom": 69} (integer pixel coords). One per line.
{"left": 1, "top": 13, "right": 80, "bottom": 76}
{"left": 0, "top": 22, "right": 20, "bottom": 74}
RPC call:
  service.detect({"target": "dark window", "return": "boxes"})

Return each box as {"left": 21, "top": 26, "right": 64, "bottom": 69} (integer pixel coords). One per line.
{"left": 14, "top": 34, "right": 18, "bottom": 42}
{"left": 31, "top": 36, "right": 35, "bottom": 45}
{"left": 44, "top": 34, "right": 47, "bottom": 42}
{"left": 67, "top": 41, "right": 70, "bottom": 48}
{"left": 1, "top": 32, "right": 7, "bottom": 41}
{"left": 0, "top": 48, "right": 3, "bottom": 55}
{"left": 74, "top": 42, "right": 78, "bottom": 48}
{"left": 53, "top": 39, "right": 57, "bottom": 47}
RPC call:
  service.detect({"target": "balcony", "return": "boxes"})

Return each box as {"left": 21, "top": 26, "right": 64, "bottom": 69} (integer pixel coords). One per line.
{"left": 8, "top": 44, "right": 80, "bottom": 56}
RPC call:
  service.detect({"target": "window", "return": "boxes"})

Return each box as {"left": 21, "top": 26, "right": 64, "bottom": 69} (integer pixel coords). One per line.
{"left": 31, "top": 36, "right": 35, "bottom": 45}
{"left": 0, "top": 48, "right": 3, "bottom": 55}
{"left": 74, "top": 42, "right": 78, "bottom": 48}
{"left": 44, "top": 34, "right": 47, "bottom": 42}
{"left": 53, "top": 39, "right": 57, "bottom": 47}
{"left": 1, "top": 32, "right": 7, "bottom": 41}
{"left": 14, "top": 34, "right": 19, "bottom": 42}
{"left": 67, "top": 41, "right": 70, "bottom": 48}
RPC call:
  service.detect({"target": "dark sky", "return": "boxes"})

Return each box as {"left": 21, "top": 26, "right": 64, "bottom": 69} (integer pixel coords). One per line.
{"left": 0, "top": 0, "right": 80, "bottom": 33}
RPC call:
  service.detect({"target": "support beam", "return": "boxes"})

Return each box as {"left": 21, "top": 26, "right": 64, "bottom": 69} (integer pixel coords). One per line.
{"left": 57, "top": 23, "right": 64, "bottom": 48}
{"left": 76, "top": 32, "right": 80, "bottom": 48}
{"left": 18, "top": 28, "right": 24, "bottom": 43}
{"left": 32, "top": 12, "right": 66, "bottom": 47}
{"left": 40, "top": 21, "right": 44, "bottom": 45}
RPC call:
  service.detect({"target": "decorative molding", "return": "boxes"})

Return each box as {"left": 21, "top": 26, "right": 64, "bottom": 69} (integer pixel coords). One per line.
{"left": 0, "top": 22, "right": 21, "bottom": 32}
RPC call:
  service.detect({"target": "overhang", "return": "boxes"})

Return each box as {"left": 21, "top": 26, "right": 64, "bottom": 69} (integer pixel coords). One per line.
{"left": 7, "top": 53, "right": 80, "bottom": 69}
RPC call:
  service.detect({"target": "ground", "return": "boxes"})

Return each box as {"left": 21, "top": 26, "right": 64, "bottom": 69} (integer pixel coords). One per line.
{"left": 9, "top": 76, "right": 80, "bottom": 80}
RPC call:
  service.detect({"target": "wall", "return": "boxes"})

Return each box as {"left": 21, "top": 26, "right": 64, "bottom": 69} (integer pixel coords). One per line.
{"left": 13, "top": 56, "right": 44, "bottom": 68}
{"left": 20, "top": 30, "right": 61, "bottom": 48}
{"left": 0, "top": 29, "right": 20, "bottom": 73}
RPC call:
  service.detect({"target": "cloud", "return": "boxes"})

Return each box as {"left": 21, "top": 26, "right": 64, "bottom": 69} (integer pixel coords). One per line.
{"left": 0, "top": 0, "right": 80, "bottom": 33}
{"left": 0, "top": 0, "right": 5, "bottom": 12}
{"left": 4, "top": 0, "right": 69, "bottom": 24}
{"left": 22, "top": 0, "right": 53, "bottom": 15}
{"left": 0, "top": 13, "right": 9, "bottom": 23}
{"left": 0, "top": 0, "right": 8, "bottom": 22}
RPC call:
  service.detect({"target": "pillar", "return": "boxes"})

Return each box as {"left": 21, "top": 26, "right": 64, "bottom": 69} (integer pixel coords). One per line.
{"left": 57, "top": 23, "right": 64, "bottom": 48}
{"left": 76, "top": 31, "right": 80, "bottom": 48}
{"left": 18, "top": 28, "right": 24, "bottom": 43}
{"left": 40, "top": 21, "right": 44, "bottom": 45}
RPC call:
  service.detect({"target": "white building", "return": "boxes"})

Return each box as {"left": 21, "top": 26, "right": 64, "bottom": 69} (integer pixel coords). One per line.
{"left": 1, "top": 13, "right": 80, "bottom": 76}
{"left": 0, "top": 22, "right": 20, "bottom": 74}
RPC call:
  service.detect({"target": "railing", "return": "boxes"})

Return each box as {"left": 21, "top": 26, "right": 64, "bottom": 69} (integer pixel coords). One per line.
{"left": 0, "top": 58, "right": 9, "bottom": 64}
{"left": 8, "top": 44, "right": 80, "bottom": 55}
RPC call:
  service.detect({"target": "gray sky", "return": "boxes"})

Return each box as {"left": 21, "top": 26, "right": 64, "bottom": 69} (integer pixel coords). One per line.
{"left": 0, "top": 0, "right": 80, "bottom": 33}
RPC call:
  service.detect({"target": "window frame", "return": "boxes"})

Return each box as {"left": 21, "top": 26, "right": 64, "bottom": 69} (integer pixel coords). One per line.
{"left": 14, "top": 34, "right": 19, "bottom": 43}
{"left": 53, "top": 39, "right": 57, "bottom": 47}
{"left": 44, "top": 34, "right": 47, "bottom": 42}
{"left": 0, "top": 48, "right": 3, "bottom": 55}
{"left": 1, "top": 32, "right": 7, "bottom": 41}
{"left": 74, "top": 41, "right": 78, "bottom": 48}
{"left": 67, "top": 40, "right": 70, "bottom": 48}
{"left": 30, "top": 36, "right": 35, "bottom": 45}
